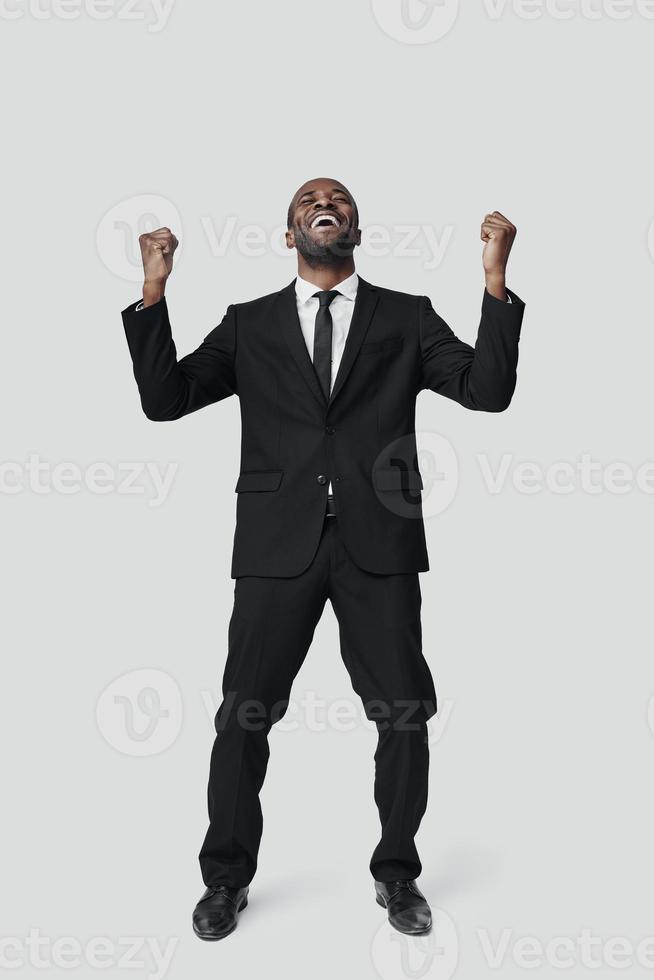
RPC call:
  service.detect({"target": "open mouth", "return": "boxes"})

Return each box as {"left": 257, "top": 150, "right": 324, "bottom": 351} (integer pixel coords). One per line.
{"left": 309, "top": 212, "right": 342, "bottom": 230}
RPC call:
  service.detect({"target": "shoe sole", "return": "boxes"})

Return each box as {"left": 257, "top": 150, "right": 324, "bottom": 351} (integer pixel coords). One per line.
{"left": 193, "top": 897, "right": 248, "bottom": 942}
{"left": 376, "top": 894, "right": 432, "bottom": 936}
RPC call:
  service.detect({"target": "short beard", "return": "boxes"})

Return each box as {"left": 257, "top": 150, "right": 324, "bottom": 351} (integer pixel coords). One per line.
{"left": 292, "top": 226, "right": 357, "bottom": 268}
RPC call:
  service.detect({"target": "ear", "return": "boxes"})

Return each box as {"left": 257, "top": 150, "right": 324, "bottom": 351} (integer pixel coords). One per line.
{"left": 285, "top": 229, "right": 296, "bottom": 250}
{"left": 354, "top": 228, "right": 362, "bottom": 247}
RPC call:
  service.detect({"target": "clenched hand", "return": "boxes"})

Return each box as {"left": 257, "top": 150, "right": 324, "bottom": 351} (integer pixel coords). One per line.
{"left": 139, "top": 227, "right": 179, "bottom": 307}
{"left": 480, "top": 211, "right": 516, "bottom": 301}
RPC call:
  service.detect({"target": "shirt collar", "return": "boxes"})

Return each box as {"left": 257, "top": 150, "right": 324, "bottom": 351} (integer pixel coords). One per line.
{"left": 295, "top": 271, "right": 359, "bottom": 306}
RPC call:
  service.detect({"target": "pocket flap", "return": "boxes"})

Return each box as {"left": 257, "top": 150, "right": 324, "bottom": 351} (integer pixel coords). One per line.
{"left": 235, "top": 470, "right": 283, "bottom": 492}
{"left": 372, "top": 468, "right": 423, "bottom": 491}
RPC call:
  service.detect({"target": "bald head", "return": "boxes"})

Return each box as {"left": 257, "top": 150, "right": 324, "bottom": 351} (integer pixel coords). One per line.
{"left": 286, "top": 177, "right": 359, "bottom": 229}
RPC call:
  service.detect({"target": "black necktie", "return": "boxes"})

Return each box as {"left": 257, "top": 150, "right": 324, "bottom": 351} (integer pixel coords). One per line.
{"left": 312, "top": 290, "right": 339, "bottom": 401}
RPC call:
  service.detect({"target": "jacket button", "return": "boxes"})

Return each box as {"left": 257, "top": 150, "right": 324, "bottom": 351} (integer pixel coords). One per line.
{"left": 325, "top": 426, "right": 336, "bottom": 435}
{"left": 316, "top": 474, "right": 327, "bottom": 485}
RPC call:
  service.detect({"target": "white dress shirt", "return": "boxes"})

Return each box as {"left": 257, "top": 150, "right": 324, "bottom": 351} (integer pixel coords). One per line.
{"left": 294, "top": 270, "right": 359, "bottom": 394}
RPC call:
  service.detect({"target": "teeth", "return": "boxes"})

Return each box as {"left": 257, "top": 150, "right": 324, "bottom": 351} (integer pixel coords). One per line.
{"left": 311, "top": 214, "right": 340, "bottom": 229}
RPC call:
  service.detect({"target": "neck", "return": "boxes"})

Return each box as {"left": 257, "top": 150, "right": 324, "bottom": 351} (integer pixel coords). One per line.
{"left": 296, "top": 256, "right": 356, "bottom": 291}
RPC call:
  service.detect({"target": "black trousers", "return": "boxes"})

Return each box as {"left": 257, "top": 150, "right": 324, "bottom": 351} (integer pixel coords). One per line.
{"left": 199, "top": 514, "right": 437, "bottom": 887}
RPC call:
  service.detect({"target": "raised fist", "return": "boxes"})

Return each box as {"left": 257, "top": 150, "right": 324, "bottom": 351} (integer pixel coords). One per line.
{"left": 139, "top": 227, "right": 178, "bottom": 284}
{"left": 480, "top": 211, "right": 516, "bottom": 278}
{"left": 139, "top": 227, "right": 178, "bottom": 307}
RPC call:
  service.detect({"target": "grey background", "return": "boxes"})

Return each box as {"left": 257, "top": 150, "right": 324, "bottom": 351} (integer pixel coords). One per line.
{"left": 2, "top": 1, "right": 654, "bottom": 978}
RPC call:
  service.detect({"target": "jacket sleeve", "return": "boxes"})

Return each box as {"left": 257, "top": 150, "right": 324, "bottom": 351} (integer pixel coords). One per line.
{"left": 419, "top": 288, "right": 525, "bottom": 412}
{"left": 121, "top": 297, "right": 237, "bottom": 421}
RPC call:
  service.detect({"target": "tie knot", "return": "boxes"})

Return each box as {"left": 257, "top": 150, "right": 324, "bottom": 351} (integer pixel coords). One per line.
{"left": 314, "top": 290, "right": 340, "bottom": 308}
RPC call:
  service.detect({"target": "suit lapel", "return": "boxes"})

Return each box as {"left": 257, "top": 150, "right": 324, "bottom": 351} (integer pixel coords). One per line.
{"left": 329, "top": 277, "right": 379, "bottom": 406}
{"left": 275, "top": 276, "right": 380, "bottom": 412}
{"left": 275, "top": 280, "right": 327, "bottom": 411}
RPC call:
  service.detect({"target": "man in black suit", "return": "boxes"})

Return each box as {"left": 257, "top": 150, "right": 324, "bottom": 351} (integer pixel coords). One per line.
{"left": 122, "top": 178, "right": 524, "bottom": 940}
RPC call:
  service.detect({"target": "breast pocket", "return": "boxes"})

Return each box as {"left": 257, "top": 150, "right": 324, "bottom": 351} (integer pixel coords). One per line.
{"left": 359, "top": 336, "right": 404, "bottom": 356}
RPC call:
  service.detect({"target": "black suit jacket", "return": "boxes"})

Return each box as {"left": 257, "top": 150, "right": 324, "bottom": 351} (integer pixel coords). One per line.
{"left": 122, "top": 278, "right": 525, "bottom": 577}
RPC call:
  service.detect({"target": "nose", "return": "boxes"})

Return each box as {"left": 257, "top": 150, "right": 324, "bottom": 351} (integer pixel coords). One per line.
{"left": 313, "top": 196, "right": 334, "bottom": 210}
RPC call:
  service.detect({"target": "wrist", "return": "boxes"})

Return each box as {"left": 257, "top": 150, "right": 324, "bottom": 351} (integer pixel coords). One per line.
{"left": 142, "top": 278, "right": 168, "bottom": 307}
{"left": 484, "top": 270, "right": 507, "bottom": 301}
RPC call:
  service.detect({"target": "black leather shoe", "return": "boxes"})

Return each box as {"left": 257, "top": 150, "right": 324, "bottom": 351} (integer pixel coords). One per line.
{"left": 375, "top": 880, "right": 432, "bottom": 935}
{"left": 192, "top": 885, "right": 249, "bottom": 941}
